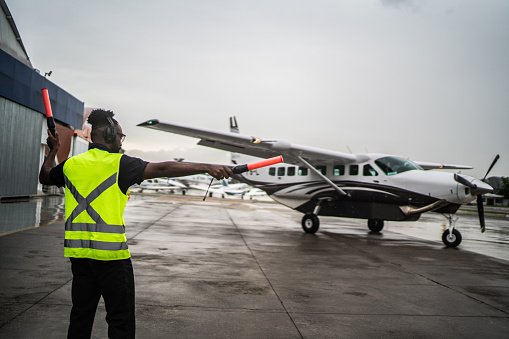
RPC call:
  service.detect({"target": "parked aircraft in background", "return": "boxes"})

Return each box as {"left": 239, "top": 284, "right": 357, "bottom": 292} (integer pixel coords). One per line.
{"left": 189, "top": 180, "right": 250, "bottom": 198}
{"left": 138, "top": 117, "right": 499, "bottom": 247}
{"left": 132, "top": 178, "right": 187, "bottom": 193}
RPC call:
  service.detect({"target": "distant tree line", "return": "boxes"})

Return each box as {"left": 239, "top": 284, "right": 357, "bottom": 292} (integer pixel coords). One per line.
{"left": 497, "top": 178, "right": 509, "bottom": 199}
{"left": 487, "top": 177, "right": 509, "bottom": 199}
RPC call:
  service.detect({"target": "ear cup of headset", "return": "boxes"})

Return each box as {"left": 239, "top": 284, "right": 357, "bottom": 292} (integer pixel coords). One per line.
{"left": 104, "top": 117, "right": 117, "bottom": 143}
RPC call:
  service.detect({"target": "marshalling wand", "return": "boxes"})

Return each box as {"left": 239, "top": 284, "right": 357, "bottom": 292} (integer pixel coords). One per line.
{"left": 41, "top": 88, "right": 56, "bottom": 138}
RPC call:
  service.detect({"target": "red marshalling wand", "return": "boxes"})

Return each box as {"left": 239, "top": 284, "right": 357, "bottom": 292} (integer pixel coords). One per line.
{"left": 41, "top": 88, "right": 56, "bottom": 137}
{"left": 232, "top": 155, "right": 284, "bottom": 174}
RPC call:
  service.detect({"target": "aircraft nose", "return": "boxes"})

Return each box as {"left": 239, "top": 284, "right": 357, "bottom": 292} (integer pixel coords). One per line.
{"left": 471, "top": 180, "right": 493, "bottom": 196}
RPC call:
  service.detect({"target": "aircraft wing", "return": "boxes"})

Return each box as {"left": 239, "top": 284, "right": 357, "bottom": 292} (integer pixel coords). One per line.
{"left": 137, "top": 119, "right": 358, "bottom": 164}
{"left": 414, "top": 161, "right": 473, "bottom": 171}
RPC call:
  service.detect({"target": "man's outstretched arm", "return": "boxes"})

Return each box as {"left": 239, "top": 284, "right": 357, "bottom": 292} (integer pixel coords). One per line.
{"left": 142, "top": 161, "right": 233, "bottom": 181}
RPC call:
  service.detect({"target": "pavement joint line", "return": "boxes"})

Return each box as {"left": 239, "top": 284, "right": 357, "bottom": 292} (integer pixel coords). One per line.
{"left": 0, "top": 277, "right": 73, "bottom": 329}
{"left": 136, "top": 303, "right": 288, "bottom": 312}
{"left": 224, "top": 206, "right": 305, "bottom": 339}
{"left": 0, "top": 218, "right": 64, "bottom": 237}
{"left": 129, "top": 202, "right": 182, "bottom": 240}
{"left": 324, "top": 232, "right": 509, "bottom": 316}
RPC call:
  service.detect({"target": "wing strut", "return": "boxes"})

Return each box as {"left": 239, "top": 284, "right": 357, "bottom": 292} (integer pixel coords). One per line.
{"left": 296, "top": 155, "right": 350, "bottom": 197}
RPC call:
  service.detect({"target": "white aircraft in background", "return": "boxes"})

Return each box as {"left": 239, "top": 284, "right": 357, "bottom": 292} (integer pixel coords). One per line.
{"left": 138, "top": 117, "right": 499, "bottom": 247}
{"left": 132, "top": 177, "right": 187, "bottom": 193}
{"left": 190, "top": 180, "right": 251, "bottom": 198}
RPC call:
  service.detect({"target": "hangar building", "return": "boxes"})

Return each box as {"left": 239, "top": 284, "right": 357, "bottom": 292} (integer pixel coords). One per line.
{"left": 0, "top": 0, "right": 87, "bottom": 199}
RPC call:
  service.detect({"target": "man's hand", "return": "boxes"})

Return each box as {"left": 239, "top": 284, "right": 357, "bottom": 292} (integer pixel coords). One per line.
{"left": 39, "top": 130, "right": 60, "bottom": 185}
{"left": 46, "top": 130, "right": 60, "bottom": 151}
{"left": 206, "top": 165, "right": 233, "bottom": 181}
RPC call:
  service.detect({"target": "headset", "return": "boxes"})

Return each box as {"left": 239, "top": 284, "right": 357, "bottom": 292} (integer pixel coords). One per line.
{"left": 103, "top": 117, "right": 117, "bottom": 143}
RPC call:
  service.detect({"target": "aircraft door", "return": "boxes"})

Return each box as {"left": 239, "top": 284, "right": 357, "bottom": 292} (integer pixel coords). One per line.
{"left": 363, "top": 164, "right": 380, "bottom": 183}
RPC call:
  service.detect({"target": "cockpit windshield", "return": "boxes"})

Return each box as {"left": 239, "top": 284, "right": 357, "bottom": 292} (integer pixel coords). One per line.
{"left": 375, "top": 156, "right": 423, "bottom": 176}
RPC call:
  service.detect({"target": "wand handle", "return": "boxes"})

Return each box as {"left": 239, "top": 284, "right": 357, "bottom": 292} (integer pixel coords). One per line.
{"left": 42, "top": 88, "right": 55, "bottom": 137}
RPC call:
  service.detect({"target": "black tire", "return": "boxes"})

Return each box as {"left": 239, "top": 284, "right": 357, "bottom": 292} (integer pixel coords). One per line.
{"left": 368, "top": 219, "right": 384, "bottom": 232}
{"left": 442, "top": 229, "right": 462, "bottom": 247}
{"left": 302, "top": 214, "right": 320, "bottom": 234}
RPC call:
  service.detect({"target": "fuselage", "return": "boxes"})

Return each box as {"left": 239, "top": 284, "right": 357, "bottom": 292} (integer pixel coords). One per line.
{"left": 235, "top": 154, "right": 491, "bottom": 221}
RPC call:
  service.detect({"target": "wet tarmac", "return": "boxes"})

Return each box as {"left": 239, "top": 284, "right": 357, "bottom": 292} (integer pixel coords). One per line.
{"left": 1, "top": 193, "right": 508, "bottom": 338}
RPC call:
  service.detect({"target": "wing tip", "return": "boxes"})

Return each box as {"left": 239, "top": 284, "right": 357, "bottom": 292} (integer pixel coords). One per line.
{"left": 137, "top": 119, "right": 160, "bottom": 127}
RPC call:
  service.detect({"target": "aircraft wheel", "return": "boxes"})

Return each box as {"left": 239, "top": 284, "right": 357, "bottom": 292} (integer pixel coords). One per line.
{"left": 442, "top": 229, "right": 462, "bottom": 247}
{"left": 302, "top": 214, "right": 320, "bottom": 234}
{"left": 368, "top": 219, "right": 384, "bottom": 232}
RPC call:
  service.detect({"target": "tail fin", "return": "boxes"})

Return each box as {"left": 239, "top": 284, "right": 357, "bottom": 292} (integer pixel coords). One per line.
{"left": 229, "top": 116, "right": 259, "bottom": 166}
{"left": 230, "top": 116, "right": 239, "bottom": 134}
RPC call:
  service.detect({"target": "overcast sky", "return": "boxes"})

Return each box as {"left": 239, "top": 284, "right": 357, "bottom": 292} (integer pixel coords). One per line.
{"left": 8, "top": 0, "right": 509, "bottom": 178}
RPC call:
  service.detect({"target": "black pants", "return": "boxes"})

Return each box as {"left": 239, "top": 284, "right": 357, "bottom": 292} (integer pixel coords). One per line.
{"left": 67, "top": 258, "right": 135, "bottom": 339}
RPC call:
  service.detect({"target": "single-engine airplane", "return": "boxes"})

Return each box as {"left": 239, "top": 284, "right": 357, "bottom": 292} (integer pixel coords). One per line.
{"left": 138, "top": 117, "right": 499, "bottom": 247}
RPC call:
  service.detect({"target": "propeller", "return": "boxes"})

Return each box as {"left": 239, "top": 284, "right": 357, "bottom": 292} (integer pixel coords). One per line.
{"left": 476, "top": 155, "right": 500, "bottom": 233}
{"left": 477, "top": 195, "right": 485, "bottom": 232}
{"left": 482, "top": 154, "right": 500, "bottom": 181}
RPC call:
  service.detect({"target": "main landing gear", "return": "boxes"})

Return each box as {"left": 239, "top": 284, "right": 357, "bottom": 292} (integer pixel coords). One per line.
{"left": 442, "top": 214, "right": 462, "bottom": 247}
{"left": 367, "top": 219, "right": 384, "bottom": 232}
{"left": 301, "top": 215, "right": 386, "bottom": 234}
{"left": 302, "top": 213, "right": 320, "bottom": 233}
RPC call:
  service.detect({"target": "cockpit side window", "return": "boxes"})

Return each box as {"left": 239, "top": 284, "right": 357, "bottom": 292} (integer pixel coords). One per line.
{"left": 375, "top": 156, "right": 423, "bottom": 176}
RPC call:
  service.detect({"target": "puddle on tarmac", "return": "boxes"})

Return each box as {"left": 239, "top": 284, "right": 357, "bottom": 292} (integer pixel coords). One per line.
{"left": 0, "top": 195, "right": 65, "bottom": 235}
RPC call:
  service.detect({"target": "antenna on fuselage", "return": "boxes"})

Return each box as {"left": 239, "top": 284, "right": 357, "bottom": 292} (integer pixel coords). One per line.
{"left": 346, "top": 145, "right": 353, "bottom": 154}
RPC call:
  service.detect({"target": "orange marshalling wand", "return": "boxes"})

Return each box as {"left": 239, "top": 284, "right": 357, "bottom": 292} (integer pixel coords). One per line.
{"left": 232, "top": 155, "right": 284, "bottom": 174}
{"left": 41, "top": 88, "right": 56, "bottom": 137}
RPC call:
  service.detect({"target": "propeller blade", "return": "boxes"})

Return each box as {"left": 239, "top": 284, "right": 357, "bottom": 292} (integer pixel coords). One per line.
{"left": 483, "top": 154, "right": 500, "bottom": 181}
{"left": 477, "top": 195, "right": 486, "bottom": 233}
{"left": 454, "top": 173, "right": 477, "bottom": 188}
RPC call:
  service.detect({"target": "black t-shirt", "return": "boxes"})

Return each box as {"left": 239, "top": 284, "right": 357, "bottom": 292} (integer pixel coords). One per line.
{"left": 49, "top": 143, "right": 148, "bottom": 194}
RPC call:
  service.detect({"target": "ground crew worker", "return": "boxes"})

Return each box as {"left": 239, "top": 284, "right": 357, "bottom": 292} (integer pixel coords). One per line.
{"left": 39, "top": 109, "right": 232, "bottom": 338}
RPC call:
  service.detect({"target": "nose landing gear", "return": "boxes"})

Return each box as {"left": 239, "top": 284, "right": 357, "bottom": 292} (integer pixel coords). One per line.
{"left": 442, "top": 214, "right": 462, "bottom": 247}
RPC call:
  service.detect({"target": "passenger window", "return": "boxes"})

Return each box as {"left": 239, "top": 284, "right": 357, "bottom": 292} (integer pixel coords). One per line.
{"left": 349, "top": 165, "right": 359, "bottom": 175}
{"left": 277, "top": 167, "right": 285, "bottom": 176}
{"left": 363, "top": 164, "right": 378, "bottom": 176}
{"left": 298, "top": 167, "right": 308, "bottom": 176}
{"left": 269, "top": 168, "right": 276, "bottom": 176}
{"left": 317, "top": 165, "right": 327, "bottom": 175}
{"left": 287, "top": 167, "right": 296, "bottom": 176}
{"left": 333, "top": 165, "right": 345, "bottom": 176}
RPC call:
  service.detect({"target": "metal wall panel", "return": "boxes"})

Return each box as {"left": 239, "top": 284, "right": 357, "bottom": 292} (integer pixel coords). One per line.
{"left": 0, "top": 97, "right": 44, "bottom": 197}
{"left": 0, "top": 49, "right": 84, "bottom": 128}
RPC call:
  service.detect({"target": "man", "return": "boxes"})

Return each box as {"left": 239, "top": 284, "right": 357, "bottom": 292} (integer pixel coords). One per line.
{"left": 39, "top": 109, "right": 232, "bottom": 338}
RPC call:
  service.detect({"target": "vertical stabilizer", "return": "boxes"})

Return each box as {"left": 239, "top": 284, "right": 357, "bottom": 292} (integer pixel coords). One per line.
{"left": 230, "top": 116, "right": 239, "bottom": 134}
{"left": 229, "top": 116, "right": 259, "bottom": 165}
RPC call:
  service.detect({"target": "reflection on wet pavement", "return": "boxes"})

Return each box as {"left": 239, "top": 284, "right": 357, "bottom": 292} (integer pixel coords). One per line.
{"left": 0, "top": 196, "right": 64, "bottom": 235}
{"left": 1, "top": 193, "right": 508, "bottom": 262}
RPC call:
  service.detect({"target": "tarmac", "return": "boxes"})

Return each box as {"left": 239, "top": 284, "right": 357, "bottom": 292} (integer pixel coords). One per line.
{"left": 1, "top": 194, "right": 509, "bottom": 338}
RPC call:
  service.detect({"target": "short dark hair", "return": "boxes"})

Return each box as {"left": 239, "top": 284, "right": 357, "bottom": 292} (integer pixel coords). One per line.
{"left": 88, "top": 109, "right": 118, "bottom": 141}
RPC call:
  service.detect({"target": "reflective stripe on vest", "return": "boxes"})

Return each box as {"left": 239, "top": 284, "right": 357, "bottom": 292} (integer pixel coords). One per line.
{"left": 63, "top": 150, "right": 130, "bottom": 260}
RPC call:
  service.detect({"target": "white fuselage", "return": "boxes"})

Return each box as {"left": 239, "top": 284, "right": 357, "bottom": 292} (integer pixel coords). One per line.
{"left": 236, "top": 154, "right": 487, "bottom": 211}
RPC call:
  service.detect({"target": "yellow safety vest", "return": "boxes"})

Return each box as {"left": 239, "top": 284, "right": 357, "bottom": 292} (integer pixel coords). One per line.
{"left": 63, "top": 148, "right": 130, "bottom": 260}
